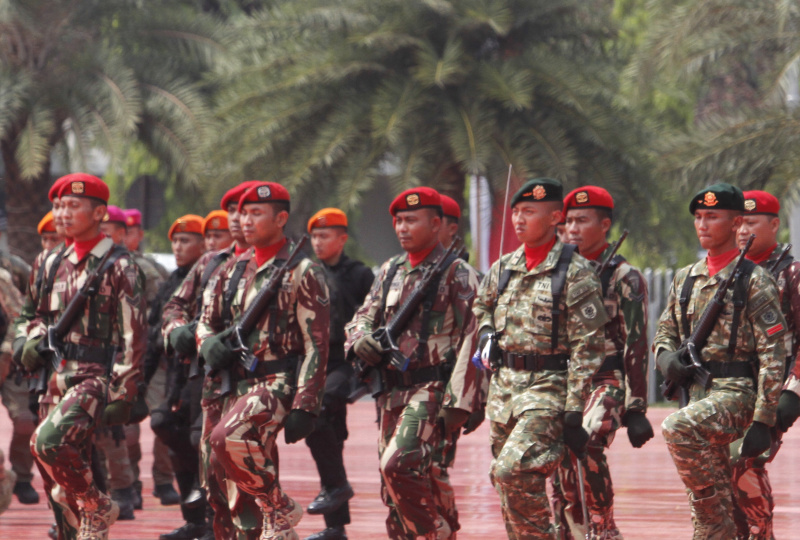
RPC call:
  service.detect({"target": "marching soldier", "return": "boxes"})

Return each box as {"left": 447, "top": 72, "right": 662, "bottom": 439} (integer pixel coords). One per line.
{"left": 458, "top": 178, "right": 609, "bottom": 539}
{"left": 203, "top": 210, "right": 233, "bottom": 252}
{"left": 123, "top": 208, "right": 170, "bottom": 281}
{"left": 655, "top": 183, "right": 785, "bottom": 538}
{"left": 99, "top": 205, "right": 128, "bottom": 246}
{"left": 554, "top": 186, "right": 654, "bottom": 539}
{"left": 22, "top": 173, "right": 146, "bottom": 540}
{"left": 304, "top": 208, "right": 374, "bottom": 540}
{"left": 346, "top": 187, "right": 480, "bottom": 539}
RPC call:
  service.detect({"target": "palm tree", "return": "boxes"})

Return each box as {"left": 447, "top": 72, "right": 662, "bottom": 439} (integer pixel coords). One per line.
{"left": 0, "top": 0, "right": 223, "bottom": 260}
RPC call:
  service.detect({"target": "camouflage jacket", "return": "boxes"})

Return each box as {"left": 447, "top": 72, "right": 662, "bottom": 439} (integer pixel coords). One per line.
{"left": 15, "top": 244, "right": 67, "bottom": 342}
{"left": 0, "top": 267, "right": 23, "bottom": 379}
{"left": 345, "top": 243, "right": 481, "bottom": 411}
{"left": 27, "top": 237, "right": 147, "bottom": 404}
{"left": 197, "top": 241, "right": 330, "bottom": 415}
{"left": 592, "top": 245, "right": 649, "bottom": 413}
{"left": 653, "top": 256, "right": 786, "bottom": 426}
{"left": 132, "top": 252, "right": 165, "bottom": 306}
{"left": 471, "top": 240, "right": 608, "bottom": 423}
{"left": 0, "top": 251, "right": 31, "bottom": 296}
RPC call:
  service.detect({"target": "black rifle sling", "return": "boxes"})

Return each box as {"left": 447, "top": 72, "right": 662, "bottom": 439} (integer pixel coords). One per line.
{"left": 599, "top": 255, "right": 625, "bottom": 297}
{"left": 223, "top": 259, "right": 249, "bottom": 327}
{"left": 550, "top": 244, "right": 577, "bottom": 353}
{"left": 378, "top": 258, "right": 402, "bottom": 327}
{"left": 87, "top": 246, "right": 128, "bottom": 339}
{"left": 41, "top": 245, "right": 69, "bottom": 309}
{"left": 773, "top": 255, "right": 795, "bottom": 277}
{"left": 679, "top": 270, "right": 698, "bottom": 342}
{"left": 196, "top": 251, "right": 230, "bottom": 315}
{"left": 416, "top": 254, "right": 458, "bottom": 363}
{"left": 726, "top": 260, "right": 755, "bottom": 358}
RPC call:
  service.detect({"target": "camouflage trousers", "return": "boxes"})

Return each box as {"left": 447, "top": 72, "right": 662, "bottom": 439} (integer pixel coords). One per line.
{"left": 431, "top": 428, "right": 460, "bottom": 536}
{"left": 0, "top": 448, "right": 16, "bottom": 515}
{"left": 662, "top": 381, "right": 756, "bottom": 524}
{"left": 1, "top": 372, "right": 37, "bottom": 483}
{"left": 553, "top": 377, "right": 624, "bottom": 539}
{"left": 490, "top": 409, "right": 564, "bottom": 540}
{"left": 729, "top": 431, "right": 781, "bottom": 540}
{"left": 378, "top": 399, "right": 444, "bottom": 538}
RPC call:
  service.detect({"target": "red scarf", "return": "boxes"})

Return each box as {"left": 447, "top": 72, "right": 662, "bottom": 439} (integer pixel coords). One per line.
{"left": 235, "top": 243, "right": 249, "bottom": 257}
{"left": 254, "top": 238, "right": 287, "bottom": 267}
{"left": 707, "top": 247, "right": 739, "bottom": 277}
{"left": 525, "top": 237, "right": 556, "bottom": 271}
{"left": 73, "top": 234, "right": 104, "bottom": 261}
{"left": 747, "top": 244, "right": 777, "bottom": 266}
{"left": 581, "top": 242, "right": 609, "bottom": 262}
{"left": 408, "top": 244, "right": 437, "bottom": 268}
{"left": 65, "top": 238, "right": 74, "bottom": 247}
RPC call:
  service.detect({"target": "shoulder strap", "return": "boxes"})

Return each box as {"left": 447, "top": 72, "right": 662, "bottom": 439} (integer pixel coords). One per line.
{"left": 599, "top": 254, "right": 625, "bottom": 297}
{"left": 550, "top": 244, "right": 577, "bottom": 352}
{"left": 86, "top": 245, "right": 128, "bottom": 337}
{"left": 196, "top": 251, "right": 230, "bottom": 315}
{"left": 773, "top": 254, "right": 795, "bottom": 278}
{"left": 679, "top": 270, "right": 698, "bottom": 342}
{"left": 417, "top": 253, "right": 458, "bottom": 363}
{"left": 377, "top": 258, "right": 402, "bottom": 327}
{"left": 726, "top": 259, "right": 756, "bottom": 358}
{"left": 223, "top": 259, "right": 250, "bottom": 327}
{"left": 265, "top": 255, "right": 307, "bottom": 354}
{"left": 42, "top": 245, "right": 69, "bottom": 299}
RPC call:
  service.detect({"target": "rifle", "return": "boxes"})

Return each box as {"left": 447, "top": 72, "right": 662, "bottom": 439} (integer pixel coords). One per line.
{"left": 219, "top": 235, "right": 309, "bottom": 396}
{"left": 185, "top": 320, "right": 202, "bottom": 379}
{"left": 769, "top": 244, "right": 792, "bottom": 277}
{"left": 596, "top": 230, "right": 628, "bottom": 276}
{"left": 662, "top": 235, "right": 755, "bottom": 405}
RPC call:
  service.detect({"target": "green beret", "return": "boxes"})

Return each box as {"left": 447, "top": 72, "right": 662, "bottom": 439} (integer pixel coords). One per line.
{"left": 689, "top": 183, "right": 744, "bottom": 214}
{"left": 510, "top": 178, "right": 563, "bottom": 207}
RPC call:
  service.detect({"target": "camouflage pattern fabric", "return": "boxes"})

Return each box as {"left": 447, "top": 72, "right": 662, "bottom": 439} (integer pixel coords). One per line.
{"left": 0, "top": 448, "right": 16, "bottom": 515}
{"left": 431, "top": 428, "right": 459, "bottom": 535}
{"left": 131, "top": 252, "right": 165, "bottom": 305}
{"left": 14, "top": 245, "right": 58, "bottom": 342}
{"left": 0, "top": 251, "right": 32, "bottom": 296}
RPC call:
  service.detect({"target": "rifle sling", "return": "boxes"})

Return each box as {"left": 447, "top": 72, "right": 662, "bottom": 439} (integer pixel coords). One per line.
{"left": 266, "top": 256, "right": 304, "bottom": 355}
{"left": 550, "top": 244, "right": 577, "bottom": 353}
{"left": 599, "top": 254, "right": 625, "bottom": 297}
{"left": 416, "top": 253, "right": 458, "bottom": 363}
{"left": 196, "top": 251, "right": 230, "bottom": 316}
{"left": 87, "top": 246, "right": 128, "bottom": 339}
{"left": 39, "top": 245, "right": 69, "bottom": 310}
{"left": 773, "top": 254, "right": 795, "bottom": 278}
{"left": 223, "top": 259, "right": 249, "bottom": 327}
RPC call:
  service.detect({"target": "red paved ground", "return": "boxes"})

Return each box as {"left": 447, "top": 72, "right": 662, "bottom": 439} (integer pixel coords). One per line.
{"left": 1, "top": 403, "right": 798, "bottom": 539}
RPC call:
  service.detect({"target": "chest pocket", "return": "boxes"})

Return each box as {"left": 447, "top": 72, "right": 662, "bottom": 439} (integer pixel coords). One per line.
{"left": 87, "top": 279, "right": 115, "bottom": 341}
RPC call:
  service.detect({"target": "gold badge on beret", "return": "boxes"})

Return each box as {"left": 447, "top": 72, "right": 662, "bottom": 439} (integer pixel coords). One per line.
{"left": 210, "top": 218, "right": 220, "bottom": 228}
{"left": 406, "top": 194, "right": 420, "bottom": 206}
{"left": 127, "top": 217, "right": 135, "bottom": 226}
{"left": 179, "top": 221, "right": 187, "bottom": 231}
{"left": 257, "top": 185, "right": 271, "bottom": 199}
{"left": 744, "top": 199, "right": 756, "bottom": 212}
{"left": 72, "top": 181, "right": 85, "bottom": 194}
{"left": 532, "top": 185, "right": 546, "bottom": 200}
{"left": 102, "top": 214, "right": 109, "bottom": 222}
{"left": 317, "top": 216, "right": 327, "bottom": 227}
{"left": 703, "top": 192, "right": 718, "bottom": 206}
{"left": 576, "top": 191, "right": 589, "bottom": 204}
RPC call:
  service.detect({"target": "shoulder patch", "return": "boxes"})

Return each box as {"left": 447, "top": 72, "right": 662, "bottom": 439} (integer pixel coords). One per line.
{"left": 581, "top": 303, "right": 598, "bottom": 320}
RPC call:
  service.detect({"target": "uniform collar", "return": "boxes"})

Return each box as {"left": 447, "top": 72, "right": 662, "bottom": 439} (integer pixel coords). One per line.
{"left": 66, "top": 236, "right": 114, "bottom": 265}
{"left": 401, "top": 243, "right": 444, "bottom": 272}
{"left": 688, "top": 255, "right": 740, "bottom": 281}
{"left": 504, "top": 239, "right": 563, "bottom": 274}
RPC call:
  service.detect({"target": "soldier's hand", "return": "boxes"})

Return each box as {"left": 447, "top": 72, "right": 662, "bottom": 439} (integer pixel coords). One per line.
{"left": 656, "top": 348, "right": 691, "bottom": 384}
{"left": 353, "top": 334, "right": 383, "bottom": 366}
{"left": 12, "top": 336, "right": 25, "bottom": 365}
{"left": 622, "top": 410, "right": 654, "bottom": 448}
{"left": 199, "top": 329, "right": 236, "bottom": 371}
{"left": 128, "top": 384, "right": 150, "bottom": 424}
{"left": 776, "top": 390, "right": 800, "bottom": 433}
{"left": 462, "top": 405, "right": 486, "bottom": 435}
{"left": 169, "top": 325, "right": 197, "bottom": 356}
{"left": 563, "top": 411, "right": 589, "bottom": 459}
{"left": 283, "top": 409, "right": 315, "bottom": 444}
{"left": 102, "top": 401, "right": 132, "bottom": 427}
{"left": 740, "top": 421, "right": 771, "bottom": 458}
{"left": 439, "top": 407, "right": 470, "bottom": 434}
{"left": 20, "top": 337, "right": 45, "bottom": 372}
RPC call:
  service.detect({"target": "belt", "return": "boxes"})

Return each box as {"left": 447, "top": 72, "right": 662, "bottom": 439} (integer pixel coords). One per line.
{"left": 381, "top": 364, "right": 450, "bottom": 389}
{"left": 245, "top": 356, "right": 299, "bottom": 380}
{"left": 597, "top": 354, "right": 624, "bottom": 373}
{"left": 499, "top": 351, "right": 569, "bottom": 372}
{"left": 701, "top": 361, "right": 755, "bottom": 380}
{"left": 62, "top": 343, "right": 115, "bottom": 365}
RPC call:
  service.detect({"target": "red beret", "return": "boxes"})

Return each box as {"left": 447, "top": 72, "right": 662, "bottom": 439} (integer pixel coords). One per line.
{"left": 57, "top": 173, "right": 109, "bottom": 203}
{"left": 103, "top": 205, "right": 126, "bottom": 226}
{"left": 439, "top": 195, "right": 461, "bottom": 220}
{"left": 48, "top": 176, "right": 70, "bottom": 202}
{"left": 168, "top": 214, "right": 204, "bottom": 240}
{"left": 389, "top": 187, "right": 441, "bottom": 216}
{"left": 237, "top": 182, "right": 291, "bottom": 213}
{"left": 124, "top": 209, "right": 142, "bottom": 227}
{"left": 308, "top": 208, "right": 348, "bottom": 232}
{"left": 563, "top": 186, "right": 614, "bottom": 213}
{"left": 203, "top": 210, "right": 229, "bottom": 235}
{"left": 38, "top": 212, "right": 56, "bottom": 234}
{"left": 220, "top": 180, "right": 266, "bottom": 211}
{"left": 743, "top": 190, "right": 780, "bottom": 216}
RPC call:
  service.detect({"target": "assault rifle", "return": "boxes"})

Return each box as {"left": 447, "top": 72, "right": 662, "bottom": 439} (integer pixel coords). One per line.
{"left": 662, "top": 235, "right": 755, "bottom": 405}
{"left": 219, "top": 235, "right": 309, "bottom": 396}
{"left": 769, "top": 244, "right": 792, "bottom": 277}
{"left": 596, "top": 230, "right": 628, "bottom": 276}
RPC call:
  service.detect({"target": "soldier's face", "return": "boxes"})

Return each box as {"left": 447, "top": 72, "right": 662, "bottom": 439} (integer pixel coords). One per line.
{"left": 61, "top": 196, "right": 106, "bottom": 241}
{"left": 693, "top": 209, "right": 742, "bottom": 254}
{"left": 438, "top": 217, "right": 459, "bottom": 247}
{"left": 737, "top": 215, "right": 780, "bottom": 256}
{"left": 40, "top": 232, "right": 62, "bottom": 252}
{"left": 511, "top": 202, "right": 562, "bottom": 247}
{"left": 205, "top": 229, "right": 233, "bottom": 252}
{"left": 100, "top": 222, "right": 126, "bottom": 245}
{"left": 240, "top": 203, "right": 288, "bottom": 248}
{"left": 565, "top": 209, "right": 611, "bottom": 256}
{"left": 125, "top": 226, "right": 144, "bottom": 251}
{"left": 51, "top": 198, "right": 67, "bottom": 235}
{"left": 311, "top": 228, "right": 347, "bottom": 264}
{"left": 227, "top": 203, "right": 245, "bottom": 243}
{"left": 394, "top": 209, "right": 440, "bottom": 253}
{"left": 171, "top": 232, "right": 205, "bottom": 268}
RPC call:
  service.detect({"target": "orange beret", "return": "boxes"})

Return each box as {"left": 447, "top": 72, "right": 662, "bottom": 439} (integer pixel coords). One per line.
{"left": 439, "top": 195, "right": 461, "bottom": 220}
{"left": 38, "top": 212, "right": 56, "bottom": 234}
{"left": 220, "top": 180, "right": 267, "bottom": 211}
{"left": 237, "top": 182, "right": 291, "bottom": 213}
{"left": 203, "top": 210, "right": 229, "bottom": 235}
{"left": 563, "top": 186, "right": 614, "bottom": 213}
{"left": 168, "top": 214, "right": 204, "bottom": 240}
{"left": 307, "top": 208, "right": 348, "bottom": 232}
{"left": 389, "top": 187, "right": 441, "bottom": 216}
{"left": 57, "top": 173, "right": 109, "bottom": 203}
{"left": 743, "top": 190, "right": 780, "bottom": 216}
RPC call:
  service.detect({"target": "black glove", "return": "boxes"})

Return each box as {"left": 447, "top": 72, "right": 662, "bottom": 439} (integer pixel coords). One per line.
{"left": 12, "top": 336, "right": 25, "bottom": 365}
{"left": 199, "top": 329, "right": 236, "bottom": 371}
{"left": 462, "top": 405, "right": 486, "bottom": 435}
{"left": 440, "top": 407, "right": 470, "bottom": 434}
{"left": 128, "top": 384, "right": 150, "bottom": 424}
{"left": 284, "top": 409, "right": 315, "bottom": 444}
{"left": 656, "top": 348, "right": 691, "bottom": 385}
{"left": 353, "top": 334, "right": 383, "bottom": 366}
{"left": 740, "top": 421, "right": 772, "bottom": 458}
{"left": 622, "top": 410, "right": 654, "bottom": 448}
{"left": 21, "top": 337, "right": 45, "bottom": 372}
{"left": 103, "top": 401, "right": 132, "bottom": 427}
{"left": 169, "top": 325, "right": 197, "bottom": 356}
{"left": 776, "top": 391, "right": 800, "bottom": 433}
{"left": 563, "top": 411, "right": 589, "bottom": 459}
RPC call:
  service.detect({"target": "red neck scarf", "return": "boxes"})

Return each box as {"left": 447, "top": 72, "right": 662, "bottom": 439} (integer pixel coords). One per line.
{"left": 408, "top": 244, "right": 437, "bottom": 268}
{"left": 707, "top": 247, "right": 739, "bottom": 277}
{"left": 235, "top": 243, "right": 249, "bottom": 257}
{"left": 581, "top": 242, "right": 609, "bottom": 262}
{"left": 254, "top": 238, "right": 287, "bottom": 267}
{"left": 65, "top": 238, "right": 74, "bottom": 247}
{"left": 747, "top": 243, "right": 777, "bottom": 266}
{"left": 73, "top": 234, "right": 104, "bottom": 261}
{"left": 525, "top": 236, "right": 556, "bottom": 271}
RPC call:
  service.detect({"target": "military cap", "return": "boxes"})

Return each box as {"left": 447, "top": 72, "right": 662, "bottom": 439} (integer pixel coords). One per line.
{"left": 203, "top": 210, "right": 229, "bottom": 235}
{"left": 220, "top": 180, "right": 264, "bottom": 211}
{"left": 38, "top": 212, "right": 56, "bottom": 234}
{"left": 389, "top": 187, "right": 441, "bottom": 216}
{"left": 103, "top": 205, "right": 127, "bottom": 226}
{"left": 689, "top": 183, "right": 744, "bottom": 214}
{"left": 743, "top": 190, "right": 780, "bottom": 216}
{"left": 439, "top": 195, "right": 461, "bottom": 221}
{"left": 124, "top": 209, "right": 142, "bottom": 227}
{"left": 57, "top": 173, "right": 109, "bottom": 203}
{"left": 48, "top": 175, "right": 71, "bottom": 202}
{"left": 168, "top": 214, "right": 204, "bottom": 240}
{"left": 510, "top": 178, "right": 563, "bottom": 207}
{"left": 563, "top": 186, "right": 614, "bottom": 213}
{"left": 308, "top": 208, "right": 348, "bottom": 232}
{"left": 237, "top": 182, "right": 291, "bottom": 213}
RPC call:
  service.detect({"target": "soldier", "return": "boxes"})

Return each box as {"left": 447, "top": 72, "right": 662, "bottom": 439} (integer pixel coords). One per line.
{"left": 203, "top": 210, "right": 233, "bottom": 252}
{"left": 554, "top": 186, "right": 654, "bottom": 539}
{"left": 728, "top": 190, "right": 800, "bottom": 539}
{"left": 456, "top": 177, "right": 609, "bottom": 539}
{"left": 123, "top": 208, "right": 170, "bottom": 281}
{"left": 199, "top": 181, "right": 329, "bottom": 540}
{"left": 655, "top": 183, "right": 785, "bottom": 538}
{"left": 304, "top": 208, "right": 373, "bottom": 540}
{"left": 346, "top": 187, "right": 480, "bottom": 539}
{"left": 39, "top": 212, "right": 64, "bottom": 252}
{"left": 99, "top": 205, "right": 128, "bottom": 245}
{"left": 21, "top": 173, "right": 146, "bottom": 540}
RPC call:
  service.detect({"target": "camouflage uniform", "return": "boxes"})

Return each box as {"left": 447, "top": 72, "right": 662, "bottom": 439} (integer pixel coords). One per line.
{"left": 0, "top": 250, "right": 32, "bottom": 296}
{"left": 730, "top": 244, "right": 800, "bottom": 539}
{"left": 0, "top": 448, "right": 15, "bottom": 515}
{"left": 655, "top": 257, "right": 785, "bottom": 537}
{"left": 198, "top": 242, "right": 329, "bottom": 536}
{"left": 553, "top": 246, "right": 649, "bottom": 539}
{"left": 28, "top": 237, "right": 146, "bottom": 539}
{"left": 458, "top": 241, "right": 608, "bottom": 539}
{"left": 345, "top": 244, "right": 480, "bottom": 538}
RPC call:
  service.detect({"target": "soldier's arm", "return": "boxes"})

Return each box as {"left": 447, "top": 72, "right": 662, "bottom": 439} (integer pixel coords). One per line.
{"left": 109, "top": 257, "right": 147, "bottom": 403}
{"left": 344, "top": 260, "right": 390, "bottom": 357}
{"left": 782, "top": 266, "right": 800, "bottom": 397}
{"left": 472, "top": 261, "right": 500, "bottom": 335}
{"left": 617, "top": 266, "right": 649, "bottom": 413}
{"left": 652, "top": 273, "right": 683, "bottom": 358}
{"left": 444, "top": 261, "right": 481, "bottom": 412}
{"left": 14, "top": 250, "right": 49, "bottom": 341}
{"left": 0, "top": 269, "right": 23, "bottom": 354}
{"left": 161, "top": 260, "right": 205, "bottom": 345}
{"left": 291, "top": 260, "right": 329, "bottom": 415}
{"left": 196, "top": 266, "right": 227, "bottom": 349}
{"left": 25, "top": 249, "right": 62, "bottom": 342}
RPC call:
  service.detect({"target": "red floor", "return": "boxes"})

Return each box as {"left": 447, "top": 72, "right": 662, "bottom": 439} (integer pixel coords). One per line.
{"left": 1, "top": 403, "right": 799, "bottom": 539}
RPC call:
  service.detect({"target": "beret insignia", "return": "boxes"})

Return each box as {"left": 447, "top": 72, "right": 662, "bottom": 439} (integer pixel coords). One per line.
{"left": 407, "top": 194, "right": 420, "bottom": 206}
{"left": 72, "top": 181, "right": 85, "bottom": 194}
{"left": 210, "top": 218, "right": 220, "bottom": 228}
{"left": 532, "top": 185, "right": 546, "bottom": 200}
{"left": 179, "top": 221, "right": 187, "bottom": 231}
{"left": 102, "top": 214, "right": 109, "bottom": 222}
{"left": 257, "top": 185, "right": 271, "bottom": 199}
{"left": 744, "top": 199, "right": 756, "bottom": 212}
{"left": 317, "top": 216, "right": 327, "bottom": 227}
{"left": 703, "top": 192, "right": 718, "bottom": 206}
{"left": 576, "top": 191, "right": 589, "bottom": 204}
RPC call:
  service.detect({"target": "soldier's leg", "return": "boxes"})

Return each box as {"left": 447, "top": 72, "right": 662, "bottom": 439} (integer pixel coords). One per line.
{"left": 430, "top": 428, "right": 460, "bottom": 536}
{"left": 378, "top": 405, "right": 415, "bottom": 540}
{"left": 0, "top": 448, "right": 17, "bottom": 515}
{"left": 551, "top": 454, "right": 577, "bottom": 540}
{"left": 147, "top": 364, "right": 175, "bottom": 489}
{"left": 490, "top": 409, "right": 564, "bottom": 540}
{"left": 1, "top": 373, "right": 38, "bottom": 503}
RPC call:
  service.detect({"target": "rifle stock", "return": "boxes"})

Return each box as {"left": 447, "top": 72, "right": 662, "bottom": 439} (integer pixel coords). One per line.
{"left": 596, "top": 230, "right": 628, "bottom": 276}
